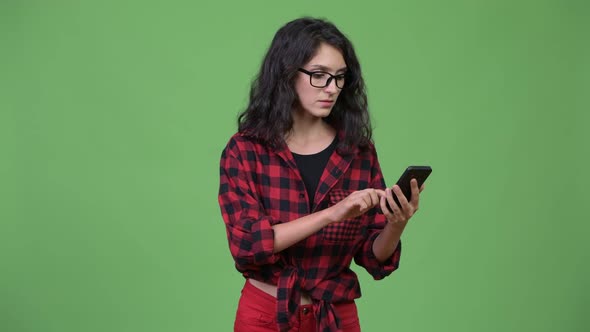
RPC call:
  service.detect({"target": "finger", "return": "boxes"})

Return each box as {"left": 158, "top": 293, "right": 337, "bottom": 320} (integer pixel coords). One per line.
{"left": 380, "top": 196, "right": 394, "bottom": 220}
{"left": 362, "top": 189, "right": 379, "bottom": 208}
{"left": 374, "top": 189, "right": 387, "bottom": 197}
{"left": 410, "top": 178, "right": 420, "bottom": 209}
{"left": 369, "top": 189, "right": 380, "bottom": 207}
{"left": 351, "top": 201, "right": 365, "bottom": 216}
{"left": 419, "top": 184, "right": 425, "bottom": 193}
{"left": 360, "top": 194, "right": 372, "bottom": 211}
{"left": 358, "top": 190, "right": 371, "bottom": 208}
{"left": 386, "top": 187, "right": 402, "bottom": 216}
{"left": 379, "top": 196, "right": 396, "bottom": 222}
{"left": 357, "top": 199, "right": 368, "bottom": 211}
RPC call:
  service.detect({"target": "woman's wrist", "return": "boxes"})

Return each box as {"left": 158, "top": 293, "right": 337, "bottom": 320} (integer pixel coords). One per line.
{"left": 384, "top": 219, "right": 406, "bottom": 236}
{"left": 319, "top": 207, "right": 340, "bottom": 226}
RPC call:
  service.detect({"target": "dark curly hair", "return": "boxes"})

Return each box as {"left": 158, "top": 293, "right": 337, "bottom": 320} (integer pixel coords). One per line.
{"left": 238, "top": 17, "right": 372, "bottom": 154}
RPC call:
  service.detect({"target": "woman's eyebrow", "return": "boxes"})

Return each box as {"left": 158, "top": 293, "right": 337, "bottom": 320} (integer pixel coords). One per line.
{"left": 308, "top": 64, "right": 348, "bottom": 73}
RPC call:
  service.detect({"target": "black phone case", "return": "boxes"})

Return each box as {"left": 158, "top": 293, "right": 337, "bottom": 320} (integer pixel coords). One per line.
{"left": 385, "top": 166, "right": 432, "bottom": 213}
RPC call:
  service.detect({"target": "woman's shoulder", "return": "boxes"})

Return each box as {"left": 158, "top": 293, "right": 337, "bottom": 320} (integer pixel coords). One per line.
{"left": 339, "top": 136, "right": 378, "bottom": 159}
{"left": 225, "top": 131, "right": 263, "bottom": 145}
{"left": 222, "top": 132, "right": 269, "bottom": 157}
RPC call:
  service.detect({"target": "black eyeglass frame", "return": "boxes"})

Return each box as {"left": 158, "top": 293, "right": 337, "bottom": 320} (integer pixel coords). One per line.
{"left": 297, "top": 68, "right": 347, "bottom": 89}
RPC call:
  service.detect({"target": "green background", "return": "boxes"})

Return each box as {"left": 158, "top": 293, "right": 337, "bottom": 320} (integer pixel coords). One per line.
{"left": 1, "top": 0, "right": 588, "bottom": 331}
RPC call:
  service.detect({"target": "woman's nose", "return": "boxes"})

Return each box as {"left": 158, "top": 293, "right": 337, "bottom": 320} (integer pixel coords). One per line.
{"left": 323, "top": 78, "right": 338, "bottom": 93}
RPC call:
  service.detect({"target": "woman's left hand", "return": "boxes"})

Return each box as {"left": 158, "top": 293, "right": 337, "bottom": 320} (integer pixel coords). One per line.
{"left": 380, "top": 178, "right": 425, "bottom": 228}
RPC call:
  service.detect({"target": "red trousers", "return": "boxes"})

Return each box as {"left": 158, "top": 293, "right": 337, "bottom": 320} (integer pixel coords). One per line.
{"left": 234, "top": 280, "right": 361, "bottom": 332}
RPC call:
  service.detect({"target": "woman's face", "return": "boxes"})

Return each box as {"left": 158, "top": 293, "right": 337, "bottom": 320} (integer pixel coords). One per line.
{"left": 294, "top": 43, "right": 347, "bottom": 119}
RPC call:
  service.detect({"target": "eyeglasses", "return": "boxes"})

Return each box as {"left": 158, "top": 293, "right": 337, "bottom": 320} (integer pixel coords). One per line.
{"left": 298, "top": 68, "right": 346, "bottom": 89}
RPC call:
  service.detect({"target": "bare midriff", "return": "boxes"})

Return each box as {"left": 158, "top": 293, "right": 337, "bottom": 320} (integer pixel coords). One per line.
{"left": 248, "top": 278, "right": 313, "bottom": 305}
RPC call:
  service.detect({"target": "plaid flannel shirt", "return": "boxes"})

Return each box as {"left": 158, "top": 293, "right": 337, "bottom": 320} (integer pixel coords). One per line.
{"left": 218, "top": 132, "right": 401, "bottom": 332}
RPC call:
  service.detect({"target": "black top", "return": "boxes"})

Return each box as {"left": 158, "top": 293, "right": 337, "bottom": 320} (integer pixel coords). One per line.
{"left": 292, "top": 138, "right": 338, "bottom": 207}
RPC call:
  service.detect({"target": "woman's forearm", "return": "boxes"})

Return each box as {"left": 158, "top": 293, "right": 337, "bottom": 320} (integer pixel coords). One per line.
{"left": 272, "top": 208, "right": 335, "bottom": 253}
{"left": 372, "top": 222, "right": 405, "bottom": 262}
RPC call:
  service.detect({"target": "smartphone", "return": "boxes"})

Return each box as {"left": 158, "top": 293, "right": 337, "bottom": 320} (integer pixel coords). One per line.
{"left": 384, "top": 166, "right": 432, "bottom": 213}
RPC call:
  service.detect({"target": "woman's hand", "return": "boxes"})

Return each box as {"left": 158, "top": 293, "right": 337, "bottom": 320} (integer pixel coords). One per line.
{"left": 328, "top": 188, "right": 383, "bottom": 223}
{"left": 380, "top": 178, "right": 425, "bottom": 228}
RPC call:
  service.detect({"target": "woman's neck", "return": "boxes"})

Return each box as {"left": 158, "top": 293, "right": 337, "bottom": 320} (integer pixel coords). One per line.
{"left": 286, "top": 115, "right": 336, "bottom": 155}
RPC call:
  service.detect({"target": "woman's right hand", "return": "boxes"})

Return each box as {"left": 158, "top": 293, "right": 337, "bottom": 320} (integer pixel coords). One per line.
{"left": 327, "top": 188, "right": 386, "bottom": 223}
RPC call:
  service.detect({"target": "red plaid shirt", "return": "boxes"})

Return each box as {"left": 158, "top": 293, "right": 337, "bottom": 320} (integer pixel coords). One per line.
{"left": 218, "top": 133, "right": 401, "bottom": 332}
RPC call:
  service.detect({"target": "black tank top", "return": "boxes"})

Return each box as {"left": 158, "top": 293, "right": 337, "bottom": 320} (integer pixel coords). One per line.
{"left": 291, "top": 138, "right": 337, "bottom": 207}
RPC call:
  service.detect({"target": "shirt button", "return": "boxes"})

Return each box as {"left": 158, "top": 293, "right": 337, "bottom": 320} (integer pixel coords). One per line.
{"left": 299, "top": 193, "right": 305, "bottom": 198}
{"left": 302, "top": 307, "right": 310, "bottom": 315}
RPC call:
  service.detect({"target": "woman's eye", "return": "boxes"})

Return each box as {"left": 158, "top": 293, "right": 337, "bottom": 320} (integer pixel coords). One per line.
{"left": 312, "top": 73, "right": 326, "bottom": 79}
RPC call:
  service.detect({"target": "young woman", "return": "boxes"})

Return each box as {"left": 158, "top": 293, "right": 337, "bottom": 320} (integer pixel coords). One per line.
{"left": 218, "top": 17, "right": 425, "bottom": 332}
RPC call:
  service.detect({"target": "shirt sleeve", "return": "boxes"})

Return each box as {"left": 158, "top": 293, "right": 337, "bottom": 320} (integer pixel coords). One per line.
{"left": 353, "top": 145, "right": 402, "bottom": 280}
{"left": 218, "top": 139, "right": 281, "bottom": 270}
